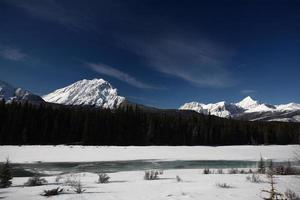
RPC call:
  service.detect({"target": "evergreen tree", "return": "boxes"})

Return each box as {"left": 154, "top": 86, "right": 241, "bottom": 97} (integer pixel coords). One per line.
{"left": 0, "top": 159, "right": 13, "bottom": 188}
{"left": 258, "top": 156, "right": 266, "bottom": 174}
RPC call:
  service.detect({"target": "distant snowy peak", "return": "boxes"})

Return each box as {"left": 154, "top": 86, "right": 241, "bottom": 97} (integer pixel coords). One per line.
{"left": 276, "top": 103, "right": 300, "bottom": 111}
{"left": 235, "top": 96, "right": 259, "bottom": 110}
{"left": 43, "top": 78, "right": 125, "bottom": 109}
{"left": 179, "top": 96, "right": 300, "bottom": 121}
{"left": 0, "top": 80, "right": 44, "bottom": 103}
{"left": 180, "top": 101, "right": 242, "bottom": 118}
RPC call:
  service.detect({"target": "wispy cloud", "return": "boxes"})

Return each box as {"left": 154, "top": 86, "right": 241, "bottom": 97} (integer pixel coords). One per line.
{"left": 86, "top": 62, "right": 159, "bottom": 89}
{"left": 6, "top": 0, "right": 92, "bottom": 31}
{"left": 123, "top": 36, "right": 235, "bottom": 88}
{"left": 241, "top": 89, "right": 256, "bottom": 94}
{"left": 0, "top": 45, "right": 27, "bottom": 61}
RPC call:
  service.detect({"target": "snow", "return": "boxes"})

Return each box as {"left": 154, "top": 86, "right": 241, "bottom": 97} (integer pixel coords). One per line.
{"left": 0, "top": 145, "right": 298, "bottom": 163}
{"left": 1, "top": 145, "right": 299, "bottom": 199}
{"left": 276, "top": 103, "right": 300, "bottom": 111}
{"left": 236, "top": 96, "right": 259, "bottom": 110}
{"left": 0, "top": 80, "right": 43, "bottom": 103}
{"left": 43, "top": 78, "right": 125, "bottom": 109}
{"left": 179, "top": 96, "right": 300, "bottom": 121}
{"left": 1, "top": 169, "right": 299, "bottom": 200}
{"left": 179, "top": 101, "right": 236, "bottom": 118}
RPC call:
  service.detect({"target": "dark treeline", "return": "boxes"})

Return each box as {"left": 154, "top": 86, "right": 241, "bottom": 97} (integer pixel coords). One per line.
{"left": 0, "top": 101, "right": 299, "bottom": 145}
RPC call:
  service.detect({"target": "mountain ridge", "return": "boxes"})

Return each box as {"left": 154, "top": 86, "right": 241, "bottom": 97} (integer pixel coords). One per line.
{"left": 0, "top": 80, "right": 44, "bottom": 103}
{"left": 179, "top": 96, "right": 300, "bottom": 122}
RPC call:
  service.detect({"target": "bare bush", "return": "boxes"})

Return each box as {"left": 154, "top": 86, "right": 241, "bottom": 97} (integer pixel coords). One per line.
{"left": 203, "top": 168, "right": 211, "bottom": 174}
{"left": 41, "top": 188, "right": 63, "bottom": 196}
{"left": 216, "top": 183, "right": 233, "bottom": 188}
{"left": 97, "top": 173, "right": 110, "bottom": 184}
{"left": 64, "top": 174, "right": 79, "bottom": 186}
{"left": 24, "top": 176, "right": 47, "bottom": 186}
{"left": 144, "top": 170, "right": 160, "bottom": 180}
{"left": 273, "top": 162, "right": 300, "bottom": 175}
{"left": 228, "top": 168, "right": 239, "bottom": 174}
{"left": 176, "top": 175, "right": 182, "bottom": 182}
{"left": 55, "top": 175, "right": 63, "bottom": 183}
{"left": 217, "top": 168, "right": 223, "bottom": 174}
{"left": 246, "top": 174, "right": 262, "bottom": 183}
{"left": 72, "top": 180, "right": 86, "bottom": 194}
{"left": 285, "top": 189, "right": 300, "bottom": 200}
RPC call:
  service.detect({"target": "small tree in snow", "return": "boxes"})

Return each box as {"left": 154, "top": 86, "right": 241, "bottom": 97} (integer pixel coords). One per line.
{"left": 0, "top": 159, "right": 13, "bottom": 188}
{"left": 258, "top": 156, "right": 266, "bottom": 174}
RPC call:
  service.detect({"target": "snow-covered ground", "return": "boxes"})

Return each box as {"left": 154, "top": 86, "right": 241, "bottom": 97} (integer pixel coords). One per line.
{"left": 0, "top": 145, "right": 299, "bottom": 163}
{"left": 1, "top": 169, "right": 300, "bottom": 200}
{"left": 0, "top": 145, "right": 299, "bottom": 199}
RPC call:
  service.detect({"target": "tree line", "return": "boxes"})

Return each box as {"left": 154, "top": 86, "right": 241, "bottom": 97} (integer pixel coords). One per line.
{"left": 0, "top": 100, "right": 299, "bottom": 145}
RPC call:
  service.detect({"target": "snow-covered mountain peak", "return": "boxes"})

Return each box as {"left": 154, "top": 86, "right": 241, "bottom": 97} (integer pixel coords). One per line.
{"left": 43, "top": 78, "right": 125, "bottom": 109}
{"left": 179, "top": 96, "right": 300, "bottom": 122}
{"left": 0, "top": 80, "right": 44, "bottom": 103}
{"left": 235, "top": 96, "right": 259, "bottom": 109}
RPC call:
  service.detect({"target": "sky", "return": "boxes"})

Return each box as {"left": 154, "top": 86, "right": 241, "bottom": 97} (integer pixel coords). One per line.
{"left": 0, "top": 0, "right": 300, "bottom": 108}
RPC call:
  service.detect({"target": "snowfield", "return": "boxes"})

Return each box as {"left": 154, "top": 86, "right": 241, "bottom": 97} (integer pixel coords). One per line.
{"left": 0, "top": 145, "right": 298, "bottom": 163}
{"left": 1, "top": 169, "right": 300, "bottom": 200}
{"left": 0, "top": 145, "right": 299, "bottom": 199}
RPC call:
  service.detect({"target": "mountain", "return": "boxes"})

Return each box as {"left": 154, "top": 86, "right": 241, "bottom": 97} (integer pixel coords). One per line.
{"left": 43, "top": 79, "right": 125, "bottom": 109}
{"left": 179, "top": 96, "right": 300, "bottom": 122}
{"left": 0, "top": 80, "right": 44, "bottom": 103}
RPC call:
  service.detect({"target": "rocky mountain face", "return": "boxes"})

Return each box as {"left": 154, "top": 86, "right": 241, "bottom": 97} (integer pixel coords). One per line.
{"left": 43, "top": 79, "right": 125, "bottom": 109}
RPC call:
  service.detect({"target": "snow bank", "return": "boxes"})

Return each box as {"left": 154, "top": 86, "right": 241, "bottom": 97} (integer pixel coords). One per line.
{"left": 0, "top": 145, "right": 298, "bottom": 163}
{"left": 1, "top": 169, "right": 300, "bottom": 200}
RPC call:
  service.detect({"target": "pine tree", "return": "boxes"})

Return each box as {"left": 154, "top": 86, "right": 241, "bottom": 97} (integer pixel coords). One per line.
{"left": 0, "top": 159, "right": 13, "bottom": 188}
{"left": 258, "top": 156, "right": 266, "bottom": 174}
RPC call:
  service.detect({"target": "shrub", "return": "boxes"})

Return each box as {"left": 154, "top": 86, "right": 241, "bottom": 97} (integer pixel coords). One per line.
{"left": 176, "top": 175, "right": 182, "bottom": 182}
{"left": 72, "top": 180, "right": 86, "bottom": 194}
{"left": 246, "top": 174, "right": 262, "bottom": 183}
{"left": 55, "top": 175, "right": 62, "bottom": 183}
{"left": 64, "top": 174, "right": 78, "bottom": 186}
{"left": 0, "top": 159, "right": 13, "bottom": 188}
{"left": 217, "top": 169, "right": 223, "bottom": 174}
{"left": 41, "top": 188, "right": 63, "bottom": 196}
{"left": 228, "top": 168, "right": 239, "bottom": 174}
{"left": 285, "top": 189, "right": 300, "bottom": 200}
{"left": 24, "top": 176, "right": 47, "bottom": 186}
{"left": 273, "top": 163, "right": 300, "bottom": 175}
{"left": 97, "top": 173, "right": 110, "bottom": 184}
{"left": 203, "top": 168, "right": 211, "bottom": 174}
{"left": 144, "top": 170, "right": 160, "bottom": 180}
{"left": 216, "top": 183, "right": 233, "bottom": 188}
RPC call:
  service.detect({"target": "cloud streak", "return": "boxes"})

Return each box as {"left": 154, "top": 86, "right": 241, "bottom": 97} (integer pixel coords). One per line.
{"left": 6, "top": 0, "right": 93, "bottom": 31}
{"left": 86, "top": 62, "right": 158, "bottom": 89}
{"left": 241, "top": 89, "right": 256, "bottom": 94}
{"left": 124, "top": 36, "right": 235, "bottom": 88}
{"left": 0, "top": 45, "right": 27, "bottom": 61}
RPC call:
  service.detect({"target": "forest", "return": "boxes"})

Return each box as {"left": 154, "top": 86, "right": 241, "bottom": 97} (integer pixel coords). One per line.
{"left": 0, "top": 100, "right": 299, "bottom": 145}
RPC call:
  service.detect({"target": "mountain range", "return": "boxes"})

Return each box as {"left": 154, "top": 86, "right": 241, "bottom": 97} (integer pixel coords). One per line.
{"left": 1, "top": 78, "right": 300, "bottom": 122}
{"left": 0, "top": 80, "right": 44, "bottom": 104}
{"left": 179, "top": 96, "right": 300, "bottom": 122}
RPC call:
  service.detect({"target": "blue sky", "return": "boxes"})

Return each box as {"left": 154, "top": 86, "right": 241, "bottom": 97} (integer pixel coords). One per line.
{"left": 0, "top": 0, "right": 300, "bottom": 108}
